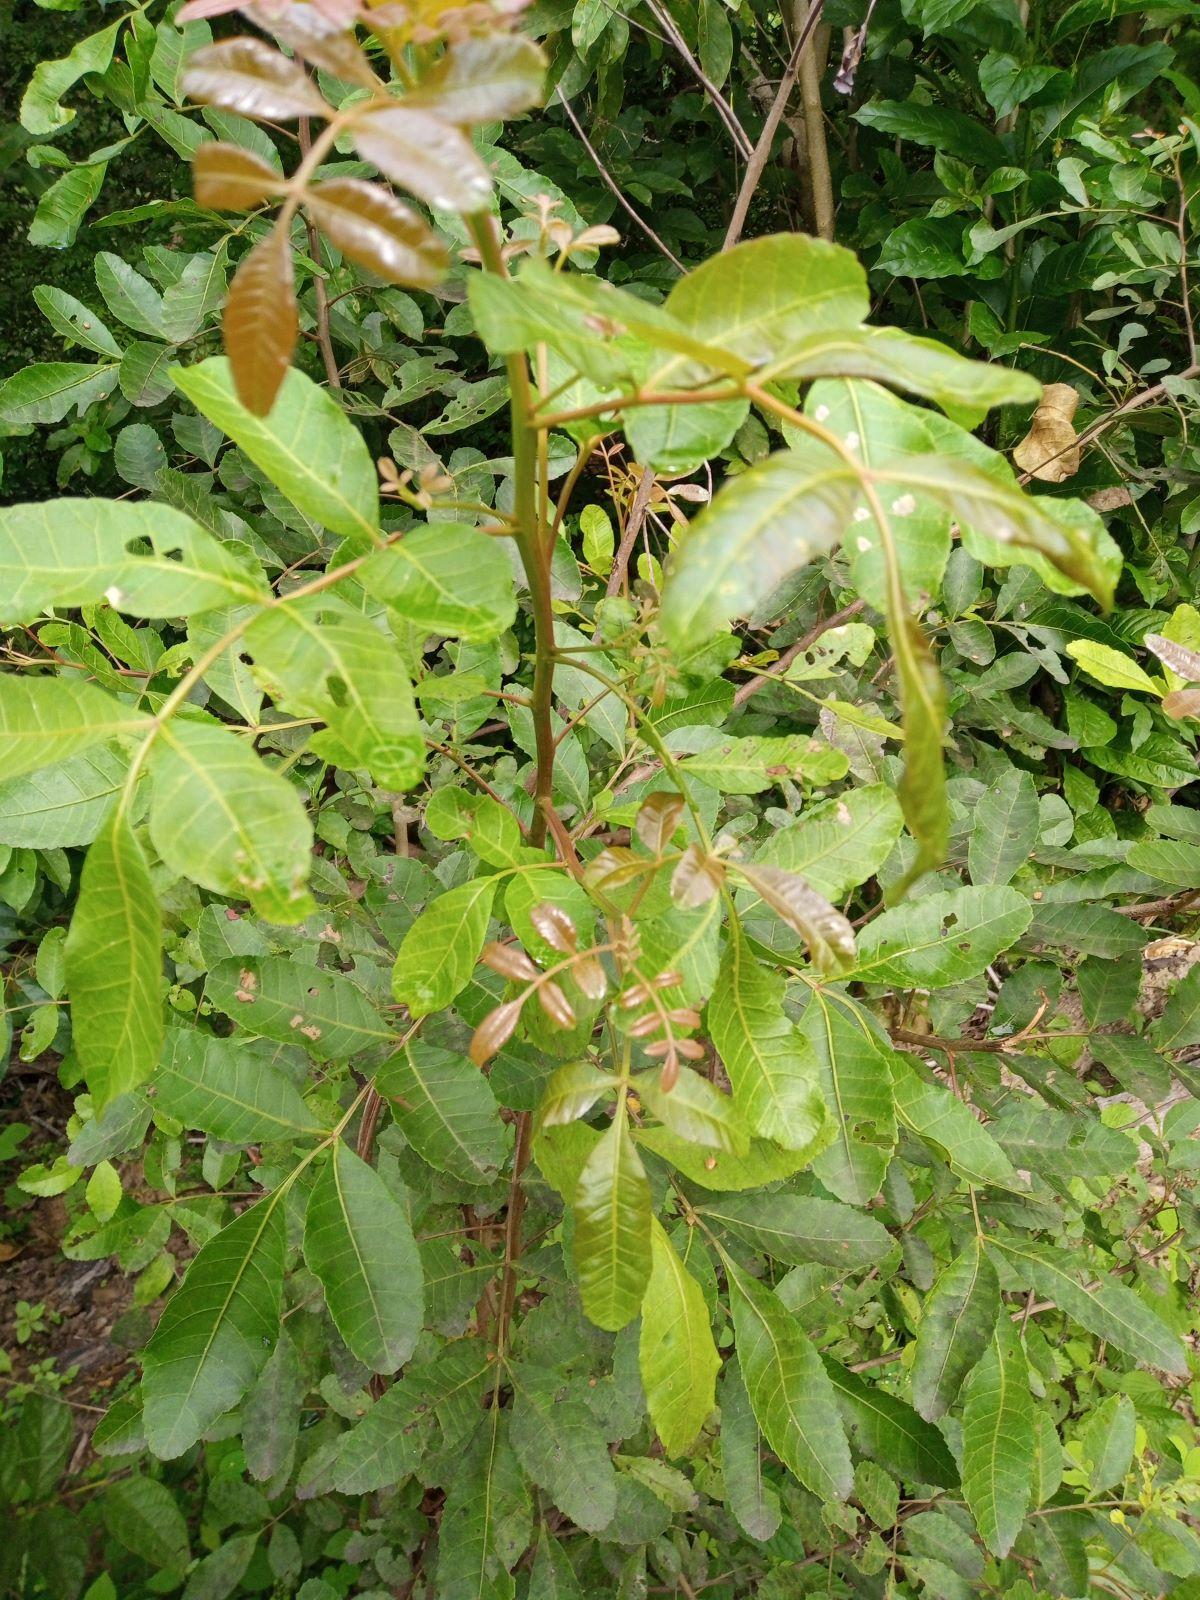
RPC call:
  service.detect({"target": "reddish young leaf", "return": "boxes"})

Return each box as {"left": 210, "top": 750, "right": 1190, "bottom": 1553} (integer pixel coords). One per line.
{"left": 194, "top": 143, "right": 286, "bottom": 212}
{"left": 403, "top": 35, "right": 546, "bottom": 125}
{"left": 269, "top": 4, "right": 380, "bottom": 88}
{"left": 182, "top": 37, "right": 328, "bottom": 121}
{"left": 224, "top": 230, "right": 298, "bottom": 417}
{"left": 350, "top": 105, "right": 493, "bottom": 212}
{"left": 470, "top": 998, "right": 523, "bottom": 1065}
{"left": 304, "top": 180, "right": 449, "bottom": 287}
{"left": 635, "top": 791, "right": 684, "bottom": 855}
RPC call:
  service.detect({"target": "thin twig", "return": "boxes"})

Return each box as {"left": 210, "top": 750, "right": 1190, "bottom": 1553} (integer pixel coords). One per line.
{"left": 644, "top": 0, "right": 754, "bottom": 159}
{"left": 732, "top": 598, "right": 866, "bottom": 706}
{"left": 298, "top": 113, "right": 341, "bottom": 390}
{"left": 607, "top": 465, "right": 657, "bottom": 596}
{"left": 556, "top": 91, "right": 685, "bottom": 271}
{"left": 724, "top": 0, "right": 825, "bottom": 250}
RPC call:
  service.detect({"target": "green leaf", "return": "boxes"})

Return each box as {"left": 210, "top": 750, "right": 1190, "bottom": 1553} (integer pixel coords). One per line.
{"left": 855, "top": 100, "right": 1006, "bottom": 165}
{"left": 700, "top": 1193, "right": 893, "bottom": 1269}
{"left": 424, "top": 787, "right": 526, "bottom": 870}
{"left": 573, "top": 1112, "right": 652, "bottom": 1331}
{"left": 890, "top": 1060, "right": 1024, "bottom": 1192}
{"left": 376, "top": 1042, "right": 507, "bottom": 1185}
{"left": 141, "top": 1193, "right": 286, "bottom": 1458}
{"left": 719, "top": 1361, "right": 782, "bottom": 1540}
{"left": 770, "top": 326, "right": 1039, "bottom": 425}
{"left": 659, "top": 437, "right": 859, "bottom": 647}
{"left": 21, "top": 20, "right": 121, "bottom": 134}
{"left": 0, "top": 498, "right": 265, "bottom": 625}
{"left": 991, "top": 1238, "right": 1189, "bottom": 1374}
{"left": 1152, "top": 963, "right": 1200, "bottom": 1052}
{"left": 822, "top": 1358, "right": 959, "bottom": 1489}
{"left": 636, "top": 1122, "right": 825, "bottom": 1190}
{"left": 852, "top": 885, "right": 1032, "bottom": 987}
{"left": 154, "top": 1026, "right": 320, "bottom": 1143}
{"left": 640, "top": 1220, "right": 720, "bottom": 1456}
{"left": 65, "top": 806, "right": 163, "bottom": 1111}
{"left": 435, "top": 1409, "right": 524, "bottom": 1600}
{"left": 960, "top": 1319, "right": 1035, "bottom": 1557}
{"left": 912, "top": 1238, "right": 1000, "bottom": 1421}
{"left": 331, "top": 1342, "right": 491, "bottom": 1493}
{"left": 0, "top": 678, "right": 146, "bottom": 780}
{"left": 528, "top": 1536, "right": 584, "bottom": 1600}
{"left": 708, "top": 929, "right": 829, "bottom": 1150}
{"left": 798, "top": 988, "right": 897, "bottom": 1207}
{"left": 33, "top": 286, "right": 123, "bottom": 358}
{"left": 207, "top": 956, "right": 393, "bottom": 1060}
{"left": 392, "top": 876, "right": 499, "bottom": 1016}
{"left": 181, "top": 1533, "right": 257, "bottom": 1600}
{"left": 680, "top": 732, "right": 847, "bottom": 794}
{"left": 883, "top": 457, "right": 1118, "bottom": 608}
{"left": 304, "top": 1142, "right": 424, "bottom": 1374}
{"left": 510, "top": 1370, "right": 619, "bottom": 1532}
{"left": 148, "top": 719, "right": 313, "bottom": 924}
{"left": 172, "top": 356, "right": 381, "bottom": 549}
{"left": 749, "top": 784, "right": 904, "bottom": 902}
{"left": 1066, "top": 640, "right": 1162, "bottom": 694}
{"left": 1126, "top": 839, "right": 1200, "bottom": 888}
{"left": 29, "top": 161, "right": 109, "bottom": 249}
{"left": 968, "top": 766, "right": 1039, "bottom": 887}
{"left": 536, "top": 1061, "right": 615, "bottom": 1128}
{"left": 892, "top": 610, "right": 950, "bottom": 888}
{"left": 636, "top": 1068, "right": 748, "bottom": 1154}
{"left": 359, "top": 522, "right": 517, "bottom": 641}
{"left": 0, "top": 361, "right": 118, "bottom": 426}
{"left": 95, "top": 251, "right": 167, "bottom": 340}
{"left": 102, "top": 1476, "right": 189, "bottom": 1574}
{"left": 725, "top": 1253, "right": 852, "bottom": 1502}
{"left": 244, "top": 595, "right": 424, "bottom": 790}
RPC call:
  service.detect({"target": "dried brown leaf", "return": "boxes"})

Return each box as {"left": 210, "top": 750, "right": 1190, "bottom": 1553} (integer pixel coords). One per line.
{"left": 1013, "top": 382, "right": 1080, "bottom": 483}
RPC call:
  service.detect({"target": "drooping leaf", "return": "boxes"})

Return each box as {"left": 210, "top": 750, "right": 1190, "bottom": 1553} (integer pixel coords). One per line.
{"left": 725, "top": 1253, "right": 852, "bottom": 1502}
{"left": 147, "top": 718, "right": 314, "bottom": 924}
{"left": 65, "top": 806, "right": 163, "bottom": 1111}
{"left": 822, "top": 1357, "right": 959, "bottom": 1489}
{"left": 890, "top": 1060, "right": 1024, "bottom": 1192}
{"left": 350, "top": 104, "right": 493, "bottom": 212}
{"left": 404, "top": 35, "right": 546, "bottom": 122}
{"left": 304, "top": 1142, "right": 424, "bottom": 1374}
{"left": 797, "top": 987, "right": 897, "bottom": 1206}
{"left": 659, "top": 438, "right": 859, "bottom": 647}
{"left": 700, "top": 1192, "right": 893, "bottom": 1269}
{"left": 708, "top": 928, "right": 828, "bottom": 1150}
{"left": 573, "top": 1112, "right": 652, "bottom": 1331}
{"left": 141, "top": 1193, "right": 286, "bottom": 1458}
{"left": 636, "top": 1068, "right": 749, "bottom": 1154}
{"left": 640, "top": 1220, "right": 720, "bottom": 1456}
{"left": 718, "top": 1361, "right": 782, "bottom": 1540}
{"left": 912, "top": 1237, "right": 1000, "bottom": 1420}
{"left": 960, "top": 1318, "right": 1035, "bottom": 1557}
{"left": 193, "top": 141, "right": 285, "bottom": 210}
{"left": 968, "top": 765, "right": 1039, "bottom": 887}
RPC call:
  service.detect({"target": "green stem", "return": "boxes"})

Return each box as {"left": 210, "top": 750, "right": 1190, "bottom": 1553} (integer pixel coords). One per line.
{"left": 468, "top": 213, "right": 558, "bottom": 849}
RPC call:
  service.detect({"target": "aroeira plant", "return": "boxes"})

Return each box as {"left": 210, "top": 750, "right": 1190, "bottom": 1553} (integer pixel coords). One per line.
{"left": 3, "top": 3, "right": 1200, "bottom": 1600}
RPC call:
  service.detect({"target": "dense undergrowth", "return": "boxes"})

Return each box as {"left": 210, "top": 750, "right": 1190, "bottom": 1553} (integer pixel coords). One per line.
{"left": 2, "top": 2, "right": 1200, "bottom": 1599}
